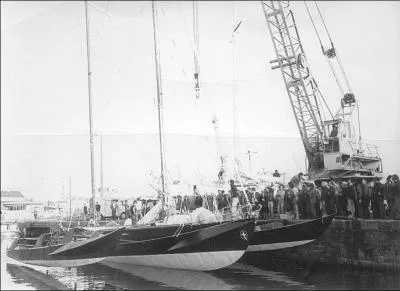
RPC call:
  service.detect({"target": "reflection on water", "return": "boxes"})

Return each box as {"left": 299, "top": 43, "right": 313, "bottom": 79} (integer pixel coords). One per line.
{"left": 2, "top": 235, "right": 400, "bottom": 290}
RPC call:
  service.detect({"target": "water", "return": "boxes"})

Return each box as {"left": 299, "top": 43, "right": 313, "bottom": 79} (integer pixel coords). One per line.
{"left": 2, "top": 235, "right": 399, "bottom": 290}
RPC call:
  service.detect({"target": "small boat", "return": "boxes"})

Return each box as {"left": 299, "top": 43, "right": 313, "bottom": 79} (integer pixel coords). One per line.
{"left": 246, "top": 213, "right": 335, "bottom": 252}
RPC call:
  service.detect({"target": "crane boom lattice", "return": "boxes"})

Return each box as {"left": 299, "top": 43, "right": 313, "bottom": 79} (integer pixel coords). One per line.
{"left": 261, "top": 1, "right": 325, "bottom": 169}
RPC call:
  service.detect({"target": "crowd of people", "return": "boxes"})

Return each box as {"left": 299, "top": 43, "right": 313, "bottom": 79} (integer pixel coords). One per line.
{"left": 177, "top": 173, "right": 400, "bottom": 221}
{"left": 216, "top": 173, "right": 400, "bottom": 220}
{"left": 83, "top": 172, "right": 400, "bottom": 223}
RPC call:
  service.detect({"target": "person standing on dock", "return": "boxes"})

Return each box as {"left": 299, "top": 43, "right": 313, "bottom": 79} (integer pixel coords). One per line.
{"left": 360, "top": 179, "right": 372, "bottom": 218}
{"left": 355, "top": 182, "right": 363, "bottom": 218}
{"left": 321, "top": 181, "right": 329, "bottom": 215}
{"left": 372, "top": 180, "right": 385, "bottom": 219}
{"left": 391, "top": 174, "right": 400, "bottom": 219}
{"left": 266, "top": 186, "right": 274, "bottom": 218}
{"left": 285, "top": 182, "right": 297, "bottom": 220}
{"left": 290, "top": 172, "right": 304, "bottom": 190}
{"left": 384, "top": 175, "right": 394, "bottom": 218}
{"left": 337, "top": 181, "right": 347, "bottom": 216}
{"left": 308, "top": 183, "right": 319, "bottom": 219}
{"left": 83, "top": 203, "right": 88, "bottom": 221}
{"left": 230, "top": 180, "right": 239, "bottom": 217}
{"left": 347, "top": 180, "right": 356, "bottom": 218}
{"left": 110, "top": 200, "right": 117, "bottom": 220}
{"left": 33, "top": 208, "right": 38, "bottom": 220}
{"left": 135, "top": 198, "right": 142, "bottom": 220}
{"left": 275, "top": 185, "right": 285, "bottom": 215}
{"left": 95, "top": 202, "right": 101, "bottom": 220}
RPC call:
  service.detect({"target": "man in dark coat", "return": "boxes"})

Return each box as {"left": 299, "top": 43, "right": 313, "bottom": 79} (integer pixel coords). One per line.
{"left": 384, "top": 175, "right": 394, "bottom": 218}
{"left": 308, "top": 183, "right": 320, "bottom": 219}
{"left": 83, "top": 203, "right": 88, "bottom": 220}
{"left": 360, "top": 180, "right": 372, "bottom": 218}
{"left": 372, "top": 181, "right": 385, "bottom": 219}
{"left": 391, "top": 174, "right": 400, "bottom": 220}
{"left": 347, "top": 180, "right": 357, "bottom": 217}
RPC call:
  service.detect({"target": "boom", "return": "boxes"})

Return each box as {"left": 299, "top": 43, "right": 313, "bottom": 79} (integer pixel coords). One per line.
{"left": 260, "top": 1, "right": 326, "bottom": 171}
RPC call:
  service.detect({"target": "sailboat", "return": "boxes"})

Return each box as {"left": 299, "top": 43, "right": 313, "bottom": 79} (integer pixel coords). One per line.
{"left": 6, "top": 1, "right": 255, "bottom": 271}
{"left": 165, "top": 1, "right": 336, "bottom": 255}
{"left": 96, "top": 0, "right": 255, "bottom": 271}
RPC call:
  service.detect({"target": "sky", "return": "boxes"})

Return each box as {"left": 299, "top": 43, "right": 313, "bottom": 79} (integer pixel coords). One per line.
{"left": 1, "top": 1, "right": 400, "bottom": 201}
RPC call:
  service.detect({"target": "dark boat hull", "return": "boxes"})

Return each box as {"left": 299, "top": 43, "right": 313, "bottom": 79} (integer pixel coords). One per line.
{"left": 7, "top": 219, "right": 255, "bottom": 271}
{"left": 101, "top": 219, "right": 255, "bottom": 271}
{"left": 247, "top": 214, "right": 335, "bottom": 252}
{"left": 6, "top": 228, "right": 124, "bottom": 267}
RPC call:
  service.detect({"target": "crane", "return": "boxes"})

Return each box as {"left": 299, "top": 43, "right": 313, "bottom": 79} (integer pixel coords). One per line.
{"left": 260, "top": 1, "right": 382, "bottom": 182}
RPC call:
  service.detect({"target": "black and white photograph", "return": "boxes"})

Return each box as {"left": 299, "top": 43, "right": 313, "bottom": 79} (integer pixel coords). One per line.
{"left": 1, "top": 1, "right": 400, "bottom": 290}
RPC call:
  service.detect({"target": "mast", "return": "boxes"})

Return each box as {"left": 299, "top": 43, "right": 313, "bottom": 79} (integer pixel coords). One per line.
{"left": 100, "top": 134, "right": 104, "bottom": 199}
{"left": 152, "top": 1, "right": 167, "bottom": 205}
{"left": 232, "top": 1, "right": 239, "bottom": 182}
{"left": 84, "top": 0, "right": 96, "bottom": 219}
{"left": 69, "top": 175, "right": 72, "bottom": 219}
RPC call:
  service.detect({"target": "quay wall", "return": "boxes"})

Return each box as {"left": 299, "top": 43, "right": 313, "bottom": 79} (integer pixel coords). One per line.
{"left": 247, "top": 218, "right": 400, "bottom": 271}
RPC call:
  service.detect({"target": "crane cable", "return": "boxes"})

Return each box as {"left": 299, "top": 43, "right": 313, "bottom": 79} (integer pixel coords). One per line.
{"left": 179, "top": 3, "right": 231, "bottom": 179}
{"left": 306, "top": 1, "right": 363, "bottom": 144}
{"left": 303, "top": 1, "right": 346, "bottom": 97}
{"left": 193, "top": 0, "right": 201, "bottom": 99}
{"left": 314, "top": 1, "right": 353, "bottom": 93}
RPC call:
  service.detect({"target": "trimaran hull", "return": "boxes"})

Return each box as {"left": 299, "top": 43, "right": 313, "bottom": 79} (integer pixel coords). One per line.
{"left": 7, "top": 219, "right": 255, "bottom": 271}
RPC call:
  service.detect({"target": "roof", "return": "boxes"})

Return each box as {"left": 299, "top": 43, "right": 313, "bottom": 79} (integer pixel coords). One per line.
{"left": 1, "top": 190, "right": 25, "bottom": 198}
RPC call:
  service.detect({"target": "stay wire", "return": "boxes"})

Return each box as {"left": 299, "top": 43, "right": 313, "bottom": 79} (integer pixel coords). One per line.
{"left": 314, "top": 1, "right": 353, "bottom": 93}
{"left": 304, "top": 1, "right": 345, "bottom": 97}
{"left": 303, "top": 1, "right": 324, "bottom": 53}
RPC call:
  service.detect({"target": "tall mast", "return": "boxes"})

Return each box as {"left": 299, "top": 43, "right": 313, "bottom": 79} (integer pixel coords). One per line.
{"left": 152, "top": 1, "right": 167, "bottom": 204}
{"left": 69, "top": 175, "right": 72, "bottom": 219}
{"left": 231, "top": 2, "right": 242, "bottom": 182}
{"left": 100, "top": 134, "right": 104, "bottom": 199}
{"left": 84, "top": 0, "right": 96, "bottom": 219}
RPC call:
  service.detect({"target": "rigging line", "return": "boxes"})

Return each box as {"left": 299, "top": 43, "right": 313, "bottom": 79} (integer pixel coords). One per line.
{"left": 178, "top": 2, "right": 201, "bottom": 96}
{"left": 313, "top": 80, "right": 334, "bottom": 120}
{"left": 325, "top": 56, "right": 345, "bottom": 96}
{"left": 303, "top": 1, "right": 324, "bottom": 52}
{"left": 313, "top": 1, "right": 333, "bottom": 45}
{"left": 314, "top": 86, "right": 327, "bottom": 123}
{"left": 314, "top": 1, "right": 353, "bottom": 93}
{"left": 334, "top": 47, "right": 354, "bottom": 93}
{"left": 356, "top": 100, "right": 363, "bottom": 144}
{"left": 193, "top": 0, "right": 200, "bottom": 98}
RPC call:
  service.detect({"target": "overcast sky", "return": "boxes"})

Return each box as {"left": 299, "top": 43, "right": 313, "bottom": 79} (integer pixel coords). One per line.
{"left": 1, "top": 1, "right": 399, "bottom": 200}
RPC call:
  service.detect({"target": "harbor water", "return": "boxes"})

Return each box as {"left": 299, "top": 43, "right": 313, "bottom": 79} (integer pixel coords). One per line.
{"left": 2, "top": 234, "right": 399, "bottom": 290}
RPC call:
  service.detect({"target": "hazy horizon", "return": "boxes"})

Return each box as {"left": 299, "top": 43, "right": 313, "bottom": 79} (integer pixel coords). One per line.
{"left": 2, "top": 133, "right": 399, "bottom": 202}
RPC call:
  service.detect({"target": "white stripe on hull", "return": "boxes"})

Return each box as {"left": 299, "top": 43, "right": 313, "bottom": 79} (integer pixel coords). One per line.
{"left": 247, "top": 239, "right": 314, "bottom": 252}
{"left": 101, "top": 250, "right": 245, "bottom": 271}
{"left": 21, "top": 257, "right": 105, "bottom": 268}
